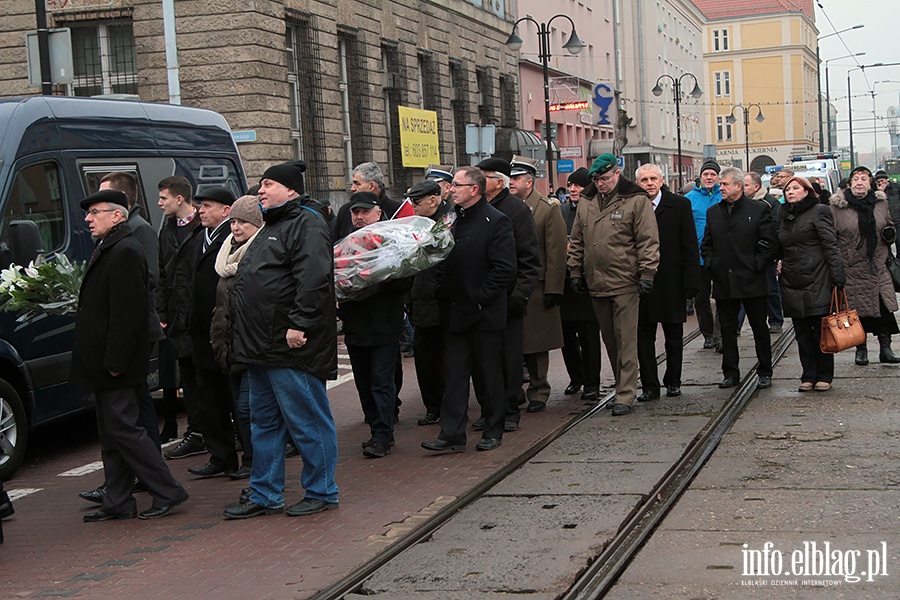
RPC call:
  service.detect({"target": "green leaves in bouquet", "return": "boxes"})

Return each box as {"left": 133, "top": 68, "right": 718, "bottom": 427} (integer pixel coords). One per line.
{"left": 0, "top": 254, "right": 87, "bottom": 322}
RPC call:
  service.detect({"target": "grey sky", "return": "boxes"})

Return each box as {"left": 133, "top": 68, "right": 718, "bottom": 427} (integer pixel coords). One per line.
{"left": 815, "top": 0, "right": 898, "bottom": 162}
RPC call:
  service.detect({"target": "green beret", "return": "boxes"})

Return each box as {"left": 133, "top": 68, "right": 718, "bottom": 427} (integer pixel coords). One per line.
{"left": 589, "top": 153, "right": 617, "bottom": 177}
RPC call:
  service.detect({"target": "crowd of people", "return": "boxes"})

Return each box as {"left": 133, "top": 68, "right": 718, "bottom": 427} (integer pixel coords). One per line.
{"left": 68, "top": 152, "right": 900, "bottom": 523}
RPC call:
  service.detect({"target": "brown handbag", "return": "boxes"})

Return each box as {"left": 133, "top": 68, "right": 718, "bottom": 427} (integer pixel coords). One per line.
{"left": 820, "top": 288, "right": 866, "bottom": 354}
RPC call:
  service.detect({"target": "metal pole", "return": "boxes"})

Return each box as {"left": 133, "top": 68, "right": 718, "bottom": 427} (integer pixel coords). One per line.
{"left": 674, "top": 78, "right": 683, "bottom": 190}
{"left": 872, "top": 91, "right": 878, "bottom": 168}
{"left": 848, "top": 74, "right": 854, "bottom": 169}
{"left": 826, "top": 64, "right": 832, "bottom": 152}
{"left": 817, "top": 46, "right": 824, "bottom": 152}
{"left": 744, "top": 108, "right": 751, "bottom": 170}
{"left": 34, "top": 0, "right": 53, "bottom": 95}
{"left": 541, "top": 24, "right": 555, "bottom": 193}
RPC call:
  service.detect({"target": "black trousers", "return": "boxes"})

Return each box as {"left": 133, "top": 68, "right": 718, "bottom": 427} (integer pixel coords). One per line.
{"left": 347, "top": 342, "right": 399, "bottom": 445}
{"left": 718, "top": 296, "right": 772, "bottom": 381}
{"left": 696, "top": 268, "right": 720, "bottom": 340}
{"left": 176, "top": 356, "right": 201, "bottom": 436}
{"left": 440, "top": 329, "right": 505, "bottom": 443}
{"left": 413, "top": 325, "right": 445, "bottom": 415}
{"left": 230, "top": 371, "right": 252, "bottom": 467}
{"left": 96, "top": 386, "right": 186, "bottom": 514}
{"left": 195, "top": 367, "right": 239, "bottom": 471}
{"left": 500, "top": 316, "right": 525, "bottom": 424}
{"left": 637, "top": 314, "right": 684, "bottom": 393}
{"left": 793, "top": 314, "right": 834, "bottom": 384}
{"left": 561, "top": 320, "right": 601, "bottom": 391}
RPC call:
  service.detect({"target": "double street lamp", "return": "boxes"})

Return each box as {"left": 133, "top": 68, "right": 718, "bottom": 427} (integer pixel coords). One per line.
{"left": 725, "top": 104, "right": 765, "bottom": 172}
{"left": 847, "top": 63, "right": 900, "bottom": 168}
{"left": 506, "top": 15, "right": 586, "bottom": 192}
{"left": 652, "top": 73, "right": 703, "bottom": 190}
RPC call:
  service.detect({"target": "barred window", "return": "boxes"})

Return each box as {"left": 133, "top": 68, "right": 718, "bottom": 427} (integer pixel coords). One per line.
{"left": 69, "top": 22, "right": 137, "bottom": 97}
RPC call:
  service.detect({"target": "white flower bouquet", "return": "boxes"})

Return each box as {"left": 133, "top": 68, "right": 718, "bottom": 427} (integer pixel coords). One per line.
{"left": 334, "top": 213, "right": 456, "bottom": 302}
{"left": 0, "top": 255, "right": 86, "bottom": 322}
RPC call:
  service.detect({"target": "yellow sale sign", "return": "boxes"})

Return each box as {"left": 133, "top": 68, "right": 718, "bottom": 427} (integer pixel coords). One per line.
{"left": 398, "top": 106, "right": 440, "bottom": 168}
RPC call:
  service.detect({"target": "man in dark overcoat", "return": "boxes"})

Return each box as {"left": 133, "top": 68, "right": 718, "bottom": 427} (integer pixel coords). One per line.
{"left": 422, "top": 167, "right": 516, "bottom": 453}
{"left": 701, "top": 167, "right": 777, "bottom": 389}
{"left": 72, "top": 189, "right": 188, "bottom": 522}
{"left": 634, "top": 165, "right": 700, "bottom": 401}
{"left": 475, "top": 157, "right": 540, "bottom": 432}
{"left": 187, "top": 186, "right": 239, "bottom": 478}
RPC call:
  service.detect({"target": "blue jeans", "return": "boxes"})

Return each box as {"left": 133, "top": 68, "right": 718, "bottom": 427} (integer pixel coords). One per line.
{"left": 247, "top": 366, "right": 338, "bottom": 508}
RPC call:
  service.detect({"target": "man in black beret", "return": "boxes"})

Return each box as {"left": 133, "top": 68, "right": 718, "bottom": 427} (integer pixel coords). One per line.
{"left": 186, "top": 186, "right": 241, "bottom": 479}
{"left": 73, "top": 190, "right": 188, "bottom": 521}
{"left": 474, "top": 157, "right": 540, "bottom": 432}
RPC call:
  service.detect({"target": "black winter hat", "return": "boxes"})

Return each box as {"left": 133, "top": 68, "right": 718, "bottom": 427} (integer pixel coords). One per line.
{"left": 700, "top": 159, "right": 721, "bottom": 175}
{"left": 261, "top": 160, "right": 307, "bottom": 195}
{"left": 80, "top": 189, "right": 128, "bottom": 210}
{"left": 849, "top": 165, "right": 873, "bottom": 180}
{"left": 568, "top": 167, "right": 591, "bottom": 188}
{"left": 476, "top": 157, "right": 512, "bottom": 177}
{"left": 193, "top": 186, "right": 236, "bottom": 206}
{"left": 874, "top": 170, "right": 888, "bottom": 181}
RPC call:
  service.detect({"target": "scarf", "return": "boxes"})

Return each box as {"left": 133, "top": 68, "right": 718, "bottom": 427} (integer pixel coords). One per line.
{"left": 781, "top": 194, "right": 818, "bottom": 219}
{"left": 88, "top": 221, "right": 126, "bottom": 269}
{"left": 214, "top": 226, "right": 263, "bottom": 279}
{"left": 843, "top": 188, "right": 877, "bottom": 262}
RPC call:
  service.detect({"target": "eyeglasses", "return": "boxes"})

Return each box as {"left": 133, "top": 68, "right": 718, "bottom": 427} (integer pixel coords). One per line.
{"left": 449, "top": 182, "right": 476, "bottom": 188}
{"left": 85, "top": 208, "right": 118, "bottom": 216}
{"left": 591, "top": 172, "right": 617, "bottom": 183}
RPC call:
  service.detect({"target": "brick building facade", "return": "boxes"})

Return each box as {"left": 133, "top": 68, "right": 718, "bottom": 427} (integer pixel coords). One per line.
{"left": 0, "top": 0, "right": 519, "bottom": 203}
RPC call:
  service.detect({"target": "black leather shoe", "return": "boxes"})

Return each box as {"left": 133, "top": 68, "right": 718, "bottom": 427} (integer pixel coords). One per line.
{"left": 164, "top": 434, "right": 206, "bottom": 460}
{"left": 471, "top": 417, "right": 487, "bottom": 431}
{"left": 581, "top": 388, "right": 600, "bottom": 400}
{"left": 285, "top": 442, "right": 300, "bottom": 457}
{"left": 702, "top": 337, "right": 715, "bottom": 349}
{"left": 227, "top": 465, "right": 252, "bottom": 480}
{"left": 611, "top": 403, "right": 633, "bottom": 416}
{"left": 666, "top": 385, "right": 682, "bottom": 397}
{"left": 417, "top": 412, "right": 440, "bottom": 426}
{"left": 362, "top": 442, "right": 391, "bottom": 458}
{"left": 503, "top": 420, "right": 519, "bottom": 432}
{"left": 239, "top": 487, "right": 252, "bottom": 504}
{"left": 719, "top": 377, "right": 738, "bottom": 389}
{"left": 757, "top": 376, "right": 772, "bottom": 389}
{"left": 187, "top": 462, "right": 234, "bottom": 478}
{"left": 564, "top": 383, "right": 582, "bottom": 395}
{"left": 139, "top": 496, "right": 187, "bottom": 520}
{"left": 286, "top": 497, "right": 338, "bottom": 517}
{"left": 476, "top": 437, "right": 502, "bottom": 451}
{"left": 421, "top": 439, "right": 466, "bottom": 454}
{"left": 83, "top": 509, "right": 136, "bottom": 522}
{"left": 79, "top": 485, "right": 106, "bottom": 505}
{"left": 715, "top": 341, "right": 723, "bottom": 354}
{"left": 526, "top": 400, "right": 546, "bottom": 413}
{"left": 223, "top": 500, "right": 283, "bottom": 520}
{"left": 637, "top": 389, "right": 660, "bottom": 403}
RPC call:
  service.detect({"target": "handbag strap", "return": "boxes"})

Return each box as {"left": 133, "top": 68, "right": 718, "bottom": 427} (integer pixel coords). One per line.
{"left": 830, "top": 287, "right": 839, "bottom": 314}
{"left": 837, "top": 288, "right": 851, "bottom": 313}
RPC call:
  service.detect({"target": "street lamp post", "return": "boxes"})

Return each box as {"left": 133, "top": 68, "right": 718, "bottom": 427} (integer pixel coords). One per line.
{"left": 652, "top": 73, "right": 703, "bottom": 190}
{"left": 847, "top": 63, "right": 898, "bottom": 169}
{"left": 871, "top": 81, "right": 900, "bottom": 169}
{"left": 725, "top": 104, "right": 765, "bottom": 172}
{"left": 816, "top": 25, "right": 864, "bottom": 152}
{"left": 506, "top": 15, "right": 586, "bottom": 193}
{"left": 825, "top": 52, "right": 866, "bottom": 152}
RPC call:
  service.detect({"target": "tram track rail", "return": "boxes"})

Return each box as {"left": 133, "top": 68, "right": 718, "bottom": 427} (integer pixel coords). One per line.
{"left": 312, "top": 327, "right": 708, "bottom": 600}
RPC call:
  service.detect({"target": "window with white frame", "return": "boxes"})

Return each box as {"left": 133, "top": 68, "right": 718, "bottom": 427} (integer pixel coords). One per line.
{"left": 712, "top": 29, "right": 729, "bottom": 52}
{"left": 714, "top": 71, "right": 731, "bottom": 97}
{"left": 716, "top": 116, "right": 733, "bottom": 142}
{"left": 68, "top": 22, "right": 137, "bottom": 96}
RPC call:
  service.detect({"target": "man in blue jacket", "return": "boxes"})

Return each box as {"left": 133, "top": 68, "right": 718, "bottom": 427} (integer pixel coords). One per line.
{"left": 686, "top": 159, "right": 723, "bottom": 350}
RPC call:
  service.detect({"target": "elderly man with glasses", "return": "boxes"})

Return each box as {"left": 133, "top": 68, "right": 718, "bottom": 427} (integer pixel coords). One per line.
{"left": 567, "top": 154, "right": 660, "bottom": 416}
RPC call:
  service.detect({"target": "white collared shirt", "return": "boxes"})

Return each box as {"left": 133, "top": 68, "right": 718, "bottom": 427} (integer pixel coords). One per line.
{"left": 652, "top": 191, "right": 662, "bottom": 212}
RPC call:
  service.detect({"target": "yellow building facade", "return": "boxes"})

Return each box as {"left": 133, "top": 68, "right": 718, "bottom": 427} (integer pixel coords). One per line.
{"left": 696, "top": 2, "right": 819, "bottom": 173}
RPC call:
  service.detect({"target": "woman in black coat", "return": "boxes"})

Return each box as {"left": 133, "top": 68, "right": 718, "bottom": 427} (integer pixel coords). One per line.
{"left": 777, "top": 177, "right": 846, "bottom": 392}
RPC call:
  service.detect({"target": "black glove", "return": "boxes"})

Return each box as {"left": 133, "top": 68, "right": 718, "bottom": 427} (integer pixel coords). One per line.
{"left": 882, "top": 225, "right": 897, "bottom": 244}
{"left": 639, "top": 280, "right": 654, "bottom": 296}
{"left": 684, "top": 288, "right": 699, "bottom": 299}
{"left": 508, "top": 296, "right": 528, "bottom": 317}
{"left": 569, "top": 276, "right": 587, "bottom": 295}
{"left": 543, "top": 293, "right": 562, "bottom": 309}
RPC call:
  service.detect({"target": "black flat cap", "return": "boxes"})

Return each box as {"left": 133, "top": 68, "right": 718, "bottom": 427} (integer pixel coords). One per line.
{"left": 476, "top": 157, "right": 512, "bottom": 177}
{"left": 349, "top": 191, "right": 380, "bottom": 210}
{"left": 194, "top": 186, "right": 236, "bottom": 206}
{"left": 406, "top": 180, "right": 442, "bottom": 201}
{"left": 80, "top": 189, "right": 128, "bottom": 210}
